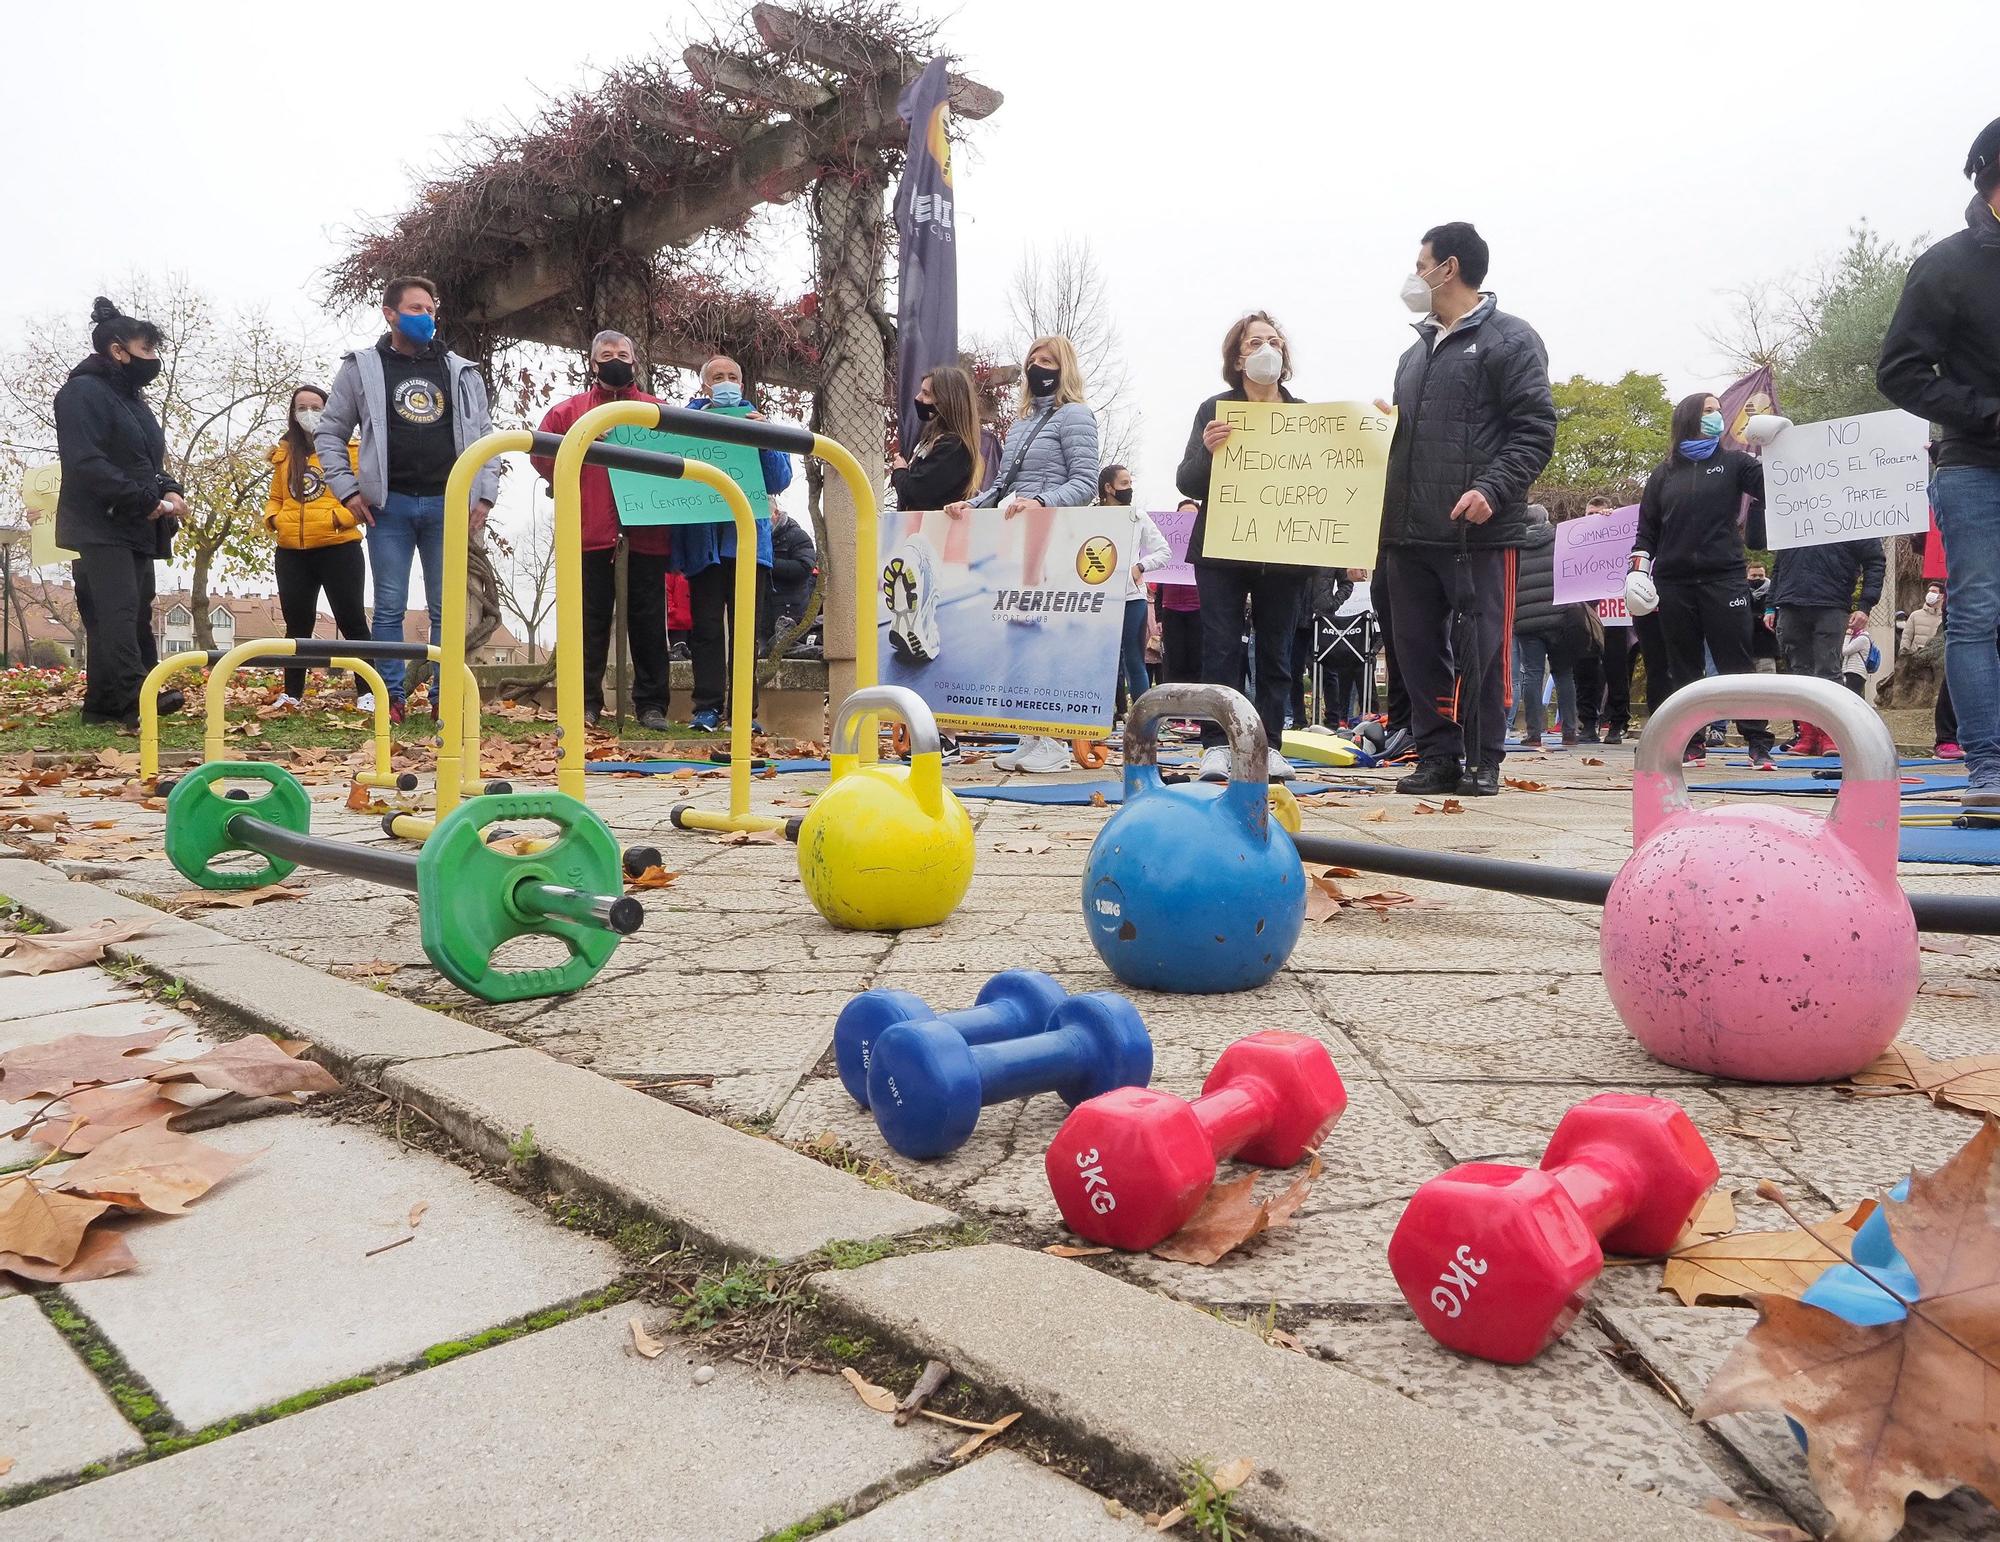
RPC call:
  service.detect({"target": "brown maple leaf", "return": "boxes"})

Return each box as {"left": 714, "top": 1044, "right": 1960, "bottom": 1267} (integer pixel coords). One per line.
{"left": 1660, "top": 1198, "right": 1874, "bottom": 1306}
{"left": 0, "top": 1220, "right": 138, "bottom": 1283}
{"left": 1695, "top": 1121, "right": 2000, "bottom": 1541}
{"left": 1151, "top": 1158, "right": 1322, "bottom": 1266}
{"left": 1852, "top": 1041, "right": 2000, "bottom": 1121}
{"left": 624, "top": 865, "right": 678, "bottom": 890}
{"left": 0, "top": 1175, "right": 113, "bottom": 1266}
{"left": 0, "top": 915, "right": 161, "bottom": 978}
{"left": 12, "top": 1083, "right": 188, "bottom": 1155}
{"left": 55, "top": 1117, "right": 259, "bottom": 1214}
{"left": 1503, "top": 777, "right": 1549, "bottom": 792}
{"left": 147, "top": 1036, "right": 338, "bottom": 1098}
{"left": 0, "top": 1024, "right": 178, "bottom": 1102}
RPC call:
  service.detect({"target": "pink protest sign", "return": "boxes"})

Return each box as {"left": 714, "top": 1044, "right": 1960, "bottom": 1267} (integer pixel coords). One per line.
{"left": 1553, "top": 505, "right": 1639, "bottom": 604}
{"left": 1151, "top": 508, "right": 1197, "bottom": 587}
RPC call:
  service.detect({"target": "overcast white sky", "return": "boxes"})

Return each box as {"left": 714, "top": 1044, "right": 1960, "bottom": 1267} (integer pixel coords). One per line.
{"left": 3, "top": 0, "right": 1990, "bottom": 557}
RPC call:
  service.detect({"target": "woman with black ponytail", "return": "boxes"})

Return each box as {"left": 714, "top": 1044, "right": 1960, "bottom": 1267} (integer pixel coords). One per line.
{"left": 54, "top": 297, "right": 185, "bottom": 730}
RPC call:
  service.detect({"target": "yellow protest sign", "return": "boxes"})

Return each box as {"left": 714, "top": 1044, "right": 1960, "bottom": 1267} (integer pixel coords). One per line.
{"left": 20, "top": 463, "right": 79, "bottom": 565}
{"left": 1201, "top": 401, "right": 1394, "bottom": 568}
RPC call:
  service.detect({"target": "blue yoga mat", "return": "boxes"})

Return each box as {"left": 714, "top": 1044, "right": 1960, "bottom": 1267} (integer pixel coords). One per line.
{"left": 1690, "top": 771, "right": 1969, "bottom": 797}
{"left": 956, "top": 779, "right": 1371, "bottom": 807}
{"left": 1898, "top": 823, "right": 2000, "bottom": 864}
{"left": 1723, "top": 755, "right": 1954, "bottom": 770}
{"left": 587, "top": 757, "right": 832, "bottom": 775}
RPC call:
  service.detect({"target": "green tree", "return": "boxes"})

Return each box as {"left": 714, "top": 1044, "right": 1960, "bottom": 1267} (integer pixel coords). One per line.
{"left": 1537, "top": 371, "right": 1673, "bottom": 510}
{"left": 0, "top": 275, "right": 306, "bottom": 647}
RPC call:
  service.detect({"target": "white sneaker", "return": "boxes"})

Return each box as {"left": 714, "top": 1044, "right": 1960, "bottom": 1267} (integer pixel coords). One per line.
{"left": 1266, "top": 748, "right": 1297, "bottom": 782}
{"left": 1015, "top": 735, "right": 1074, "bottom": 775}
{"left": 993, "top": 736, "right": 1029, "bottom": 771}
{"left": 355, "top": 692, "right": 375, "bottom": 713}
{"left": 882, "top": 538, "right": 942, "bottom": 662}
{"left": 1197, "top": 746, "right": 1232, "bottom": 783}
{"left": 271, "top": 694, "right": 302, "bottom": 712}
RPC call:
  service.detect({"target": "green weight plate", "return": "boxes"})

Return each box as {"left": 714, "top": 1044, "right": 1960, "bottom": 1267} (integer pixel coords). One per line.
{"left": 416, "top": 792, "right": 628, "bottom": 1003}
{"left": 163, "top": 762, "right": 310, "bottom": 891}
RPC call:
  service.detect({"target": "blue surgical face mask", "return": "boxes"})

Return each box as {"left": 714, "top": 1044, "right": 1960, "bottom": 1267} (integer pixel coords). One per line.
{"left": 395, "top": 311, "right": 437, "bottom": 345}
{"left": 1699, "top": 410, "right": 1725, "bottom": 439}
{"left": 709, "top": 381, "right": 744, "bottom": 409}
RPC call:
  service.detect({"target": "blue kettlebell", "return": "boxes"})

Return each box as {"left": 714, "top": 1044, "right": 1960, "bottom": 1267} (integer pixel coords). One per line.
{"left": 1082, "top": 684, "right": 1304, "bottom": 993}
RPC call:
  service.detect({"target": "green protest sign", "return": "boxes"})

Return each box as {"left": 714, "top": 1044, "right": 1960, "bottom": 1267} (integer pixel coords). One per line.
{"left": 602, "top": 408, "right": 773, "bottom": 526}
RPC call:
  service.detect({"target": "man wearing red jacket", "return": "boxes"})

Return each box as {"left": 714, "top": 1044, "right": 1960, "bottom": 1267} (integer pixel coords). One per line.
{"left": 532, "top": 332, "right": 673, "bottom": 729}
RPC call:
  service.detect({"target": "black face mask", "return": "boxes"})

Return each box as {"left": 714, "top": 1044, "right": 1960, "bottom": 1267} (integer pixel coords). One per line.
{"left": 119, "top": 354, "right": 162, "bottom": 389}
{"left": 594, "top": 359, "right": 636, "bottom": 390}
{"left": 913, "top": 399, "right": 938, "bottom": 421}
{"left": 1026, "top": 364, "right": 1060, "bottom": 397}
{"left": 1111, "top": 487, "right": 1134, "bottom": 505}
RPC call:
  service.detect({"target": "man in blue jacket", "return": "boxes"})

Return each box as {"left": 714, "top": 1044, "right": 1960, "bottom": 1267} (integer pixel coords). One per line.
{"left": 1377, "top": 223, "right": 1557, "bottom": 797}
{"left": 1877, "top": 117, "right": 2000, "bottom": 809}
{"left": 677, "top": 355, "right": 792, "bottom": 732}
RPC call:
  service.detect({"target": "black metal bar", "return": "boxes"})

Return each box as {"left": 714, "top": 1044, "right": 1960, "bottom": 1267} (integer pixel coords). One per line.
{"left": 1290, "top": 831, "right": 2000, "bottom": 937}
{"left": 229, "top": 815, "right": 420, "bottom": 891}
{"left": 526, "top": 432, "right": 687, "bottom": 479}
{"left": 191, "top": 641, "right": 430, "bottom": 667}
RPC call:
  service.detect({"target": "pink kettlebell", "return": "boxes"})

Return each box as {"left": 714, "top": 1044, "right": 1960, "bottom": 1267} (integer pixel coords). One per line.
{"left": 1602, "top": 675, "right": 1917, "bottom": 1082}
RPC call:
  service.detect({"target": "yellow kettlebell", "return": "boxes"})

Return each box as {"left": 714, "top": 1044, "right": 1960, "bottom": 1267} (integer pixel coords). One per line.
{"left": 798, "top": 686, "right": 975, "bottom": 931}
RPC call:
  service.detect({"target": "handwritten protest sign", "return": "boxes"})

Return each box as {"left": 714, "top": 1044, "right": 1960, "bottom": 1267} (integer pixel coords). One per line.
{"left": 1202, "top": 402, "right": 1393, "bottom": 568}
{"left": 1151, "top": 508, "right": 1196, "bottom": 586}
{"left": 603, "top": 408, "right": 773, "bottom": 527}
{"left": 1553, "top": 505, "right": 1638, "bottom": 604}
{"left": 1761, "top": 409, "right": 1929, "bottom": 551}
{"left": 20, "top": 463, "right": 78, "bottom": 565}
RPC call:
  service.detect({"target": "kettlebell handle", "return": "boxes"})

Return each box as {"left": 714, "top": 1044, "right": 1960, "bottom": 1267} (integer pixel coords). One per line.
{"left": 829, "top": 686, "right": 945, "bottom": 819}
{"left": 1124, "top": 683, "right": 1271, "bottom": 840}
{"left": 1632, "top": 675, "right": 1901, "bottom": 881}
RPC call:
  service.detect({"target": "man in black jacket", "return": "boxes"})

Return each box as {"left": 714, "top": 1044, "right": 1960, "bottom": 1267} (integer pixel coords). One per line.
{"left": 1772, "top": 538, "right": 1885, "bottom": 754}
{"left": 1877, "top": 116, "right": 2000, "bottom": 807}
{"left": 1377, "top": 223, "right": 1557, "bottom": 795}
{"left": 765, "top": 502, "right": 818, "bottom": 644}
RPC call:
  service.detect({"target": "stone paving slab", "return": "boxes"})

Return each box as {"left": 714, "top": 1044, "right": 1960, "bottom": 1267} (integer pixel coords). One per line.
{"left": 0, "top": 995, "right": 202, "bottom": 1058}
{"left": 0, "top": 1294, "right": 143, "bottom": 1492}
{"left": 381, "top": 1046, "right": 956, "bottom": 1261}
{"left": 64, "top": 1117, "right": 622, "bottom": 1429}
{"left": 1604, "top": 1305, "right": 2000, "bottom": 1539}
{"left": 825, "top": 1451, "right": 1146, "bottom": 1539}
{"left": 0, "top": 969, "right": 141, "bottom": 1025}
{"left": 812, "top": 1244, "right": 1724, "bottom": 1541}
{"left": 5, "top": 1311, "right": 951, "bottom": 1541}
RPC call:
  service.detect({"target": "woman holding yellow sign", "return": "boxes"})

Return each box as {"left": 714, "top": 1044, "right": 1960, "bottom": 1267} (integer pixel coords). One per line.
{"left": 1174, "top": 311, "right": 1310, "bottom": 783}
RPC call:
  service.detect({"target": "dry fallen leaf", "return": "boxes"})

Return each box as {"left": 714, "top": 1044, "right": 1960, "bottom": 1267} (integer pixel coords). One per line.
{"left": 0, "top": 1456, "right": 11, "bottom": 1478}
{"left": 629, "top": 1317, "right": 665, "bottom": 1360}
{"left": 840, "top": 1366, "right": 899, "bottom": 1413}
{"left": 1852, "top": 1041, "right": 2000, "bottom": 1121}
{"left": 0, "top": 1222, "right": 137, "bottom": 1284}
{"left": 0, "top": 1025, "right": 178, "bottom": 1102}
{"left": 344, "top": 781, "right": 387, "bottom": 814}
{"left": 1041, "top": 1244, "right": 1111, "bottom": 1259}
{"left": 1696, "top": 1121, "right": 2000, "bottom": 1540}
{"left": 168, "top": 884, "right": 307, "bottom": 911}
{"left": 2, "top": 811, "right": 70, "bottom": 833}
{"left": 1582, "top": 756, "right": 1607, "bottom": 767}
{"left": 1151, "top": 1158, "right": 1322, "bottom": 1266}
{"left": 992, "top": 838, "right": 1053, "bottom": 854}
{"left": 1362, "top": 808, "right": 1392, "bottom": 823}
{"left": 0, "top": 1176, "right": 113, "bottom": 1266}
{"left": 1503, "top": 777, "right": 1548, "bottom": 792}
{"left": 625, "top": 865, "right": 678, "bottom": 890}
{"left": 55, "top": 1117, "right": 259, "bottom": 1215}
{"left": 408, "top": 1199, "right": 430, "bottom": 1229}
{"left": 1668, "top": 1189, "right": 1740, "bottom": 1251}
{"left": 1659, "top": 1199, "right": 1873, "bottom": 1306}
{"left": 1919, "top": 934, "right": 1975, "bottom": 958}
{"left": 15, "top": 1084, "right": 187, "bottom": 1155}
{"left": 0, "top": 915, "right": 161, "bottom": 978}
{"left": 707, "top": 827, "right": 787, "bottom": 846}
{"left": 1089, "top": 791, "right": 1108, "bottom": 808}
{"left": 946, "top": 1409, "right": 1021, "bottom": 1462}
{"left": 147, "top": 1036, "right": 339, "bottom": 1098}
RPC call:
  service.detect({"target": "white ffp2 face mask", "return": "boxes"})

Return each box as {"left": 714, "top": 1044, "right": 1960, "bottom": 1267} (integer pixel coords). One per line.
{"left": 294, "top": 408, "right": 323, "bottom": 435}
{"left": 1400, "top": 262, "right": 1445, "bottom": 315}
{"left": 1243, "top": 343, "right": 1284, "bottom": 385}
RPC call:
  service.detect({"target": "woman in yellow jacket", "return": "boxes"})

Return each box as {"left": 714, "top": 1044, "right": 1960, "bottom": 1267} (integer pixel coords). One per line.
{"left": 265, "top": 385, "right": 371, "bottom": 707}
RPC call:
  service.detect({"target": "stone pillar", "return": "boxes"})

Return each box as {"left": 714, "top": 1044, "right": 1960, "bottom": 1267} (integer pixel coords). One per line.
{"left": 808, "top": 167, "right": 891, "bottom": 721}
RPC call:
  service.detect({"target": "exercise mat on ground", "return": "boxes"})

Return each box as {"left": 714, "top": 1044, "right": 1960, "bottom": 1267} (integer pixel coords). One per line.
{"left": 955, "top": 779, "right": 1371, "bottom": 807}
{"left": 1723, "top": 754, "right": 1955, "bottom": 769}
{"left": 1898, "top": 823, "right": 2000, "bottom": 865}
{"left": 586, "top": 757, "right": 831, "bottom": 774}
{"left": 1689, "top": 771, "right": 1969, "bottom": 797}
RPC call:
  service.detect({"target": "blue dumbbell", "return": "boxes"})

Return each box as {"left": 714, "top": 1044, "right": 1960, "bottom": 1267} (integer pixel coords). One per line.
{"left": 834, "top": 971, "right": 1070, "bottom": 1110}
{"left": 866, "top": 994, "right": 1154, "bottom": 1160}
{"left": 1789, "top": 1179, "right": 1914, "bottom": 1450}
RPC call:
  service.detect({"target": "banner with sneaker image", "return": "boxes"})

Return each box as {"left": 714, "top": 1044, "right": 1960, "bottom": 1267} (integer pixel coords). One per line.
{"left": 878, "top": 507, "right": 1127, "bottom": 748}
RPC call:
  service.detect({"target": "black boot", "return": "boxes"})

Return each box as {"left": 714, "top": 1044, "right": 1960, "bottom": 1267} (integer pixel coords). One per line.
{"left": 1603, "top": 727, "right": 1624, "bottom": 745}
{"left": 156, "top": 688, "right": 185, "bottom": 716}
{"left": 1464, "top": 761, "right": 1501, "bottom": 797}
{"left": 1395, "top": 757, "right": 1462, "bottom": 796}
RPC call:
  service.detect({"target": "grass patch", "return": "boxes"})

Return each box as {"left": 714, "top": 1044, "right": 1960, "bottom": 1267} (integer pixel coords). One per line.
{"left": 819, "top": 1332, "right": 872, "bottom": 1362}
{"left": 420, "top": 1282, "right": 633, "bottom": 1367}
{"left": 1179, "top": 1460, "right": 1242, "bottom": 1541}
{"left": 36, "top": 1296, "right": 174, "bottom": 1443}
{"left": 147, "top": 1377, "right": 379, "bottom": 1458}
{"left": 791, "top": 1131, "right": 906, "bottom": 1192}
{"left": 760, "top": 1504, "right": 847, "bottom": 1542}
{"left": 670, "top": 1263, "right": 797, "bottom": 1332}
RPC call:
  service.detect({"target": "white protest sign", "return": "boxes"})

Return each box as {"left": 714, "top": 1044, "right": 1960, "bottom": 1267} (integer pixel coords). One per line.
{"left": 1595, "top": 595, "right": 1631, "bottom": 629}
{"left": 1761, "top": 409, "right": 1929, "bottom": 551}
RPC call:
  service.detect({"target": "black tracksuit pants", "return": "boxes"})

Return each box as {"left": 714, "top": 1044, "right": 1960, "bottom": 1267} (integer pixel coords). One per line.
{"left": 582, "top": 546, "right": 672, "bottom": 719}
{"left": 1380, "top": 543, "right": 1513, "bottom": 769}
{"left": 274, "top": 542, "right": 372, "bottom": 699}
{"left": 1159, "top": 608, "right": 1202, "bottom": 685}
{"left": 73, "top": 544, "right": 157, "bottom": 722}
{"left": 688, "top": 557, "right": 771, "bottom": 719}
{"left": 1192, "top": 563, "right": 1309, "bottom": 749}
{"left": 1372, "top": 568, "right": 1411, "bottom": 737}
{"left": 1655, "top": 576, "right": 1773, "bottom": 752}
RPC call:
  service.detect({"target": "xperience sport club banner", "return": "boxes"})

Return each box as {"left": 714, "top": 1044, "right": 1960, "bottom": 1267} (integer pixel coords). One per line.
{"left": 877, "top": 507, "right": 1128, "bottom": 739}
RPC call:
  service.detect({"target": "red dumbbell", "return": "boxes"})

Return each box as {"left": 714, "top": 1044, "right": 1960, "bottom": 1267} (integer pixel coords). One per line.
{"left": 1386, "top": 1093, "right": 1719, "bottom": 1364}
{"left": 1044, "top": 1030, "right": 1346, "bottom": 1251}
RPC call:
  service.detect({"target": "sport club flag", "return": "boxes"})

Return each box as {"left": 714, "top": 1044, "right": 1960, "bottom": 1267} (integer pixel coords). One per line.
{"left": 892, "top": 59, "right": 957, "bottom": 457}
{"left": 1718, "top": 365, "right": 1779, "bottom": 454}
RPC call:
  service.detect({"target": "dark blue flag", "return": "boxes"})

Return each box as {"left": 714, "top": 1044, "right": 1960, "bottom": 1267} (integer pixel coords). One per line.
{"left": 892, "top": 58, "right": 957, "bottom": 457}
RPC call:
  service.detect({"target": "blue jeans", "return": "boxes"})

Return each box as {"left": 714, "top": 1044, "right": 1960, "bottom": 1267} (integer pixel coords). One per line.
{"left": 1935, "top": 467, "right": 2000, "bottom": 789}
{"left": 364, "top": 491, "right": 446, "bottom": 697}
{"left": 1514, "top": 634, "right": 1577, "bottom": 741}
{"left": 1119, "top": 597, "right": 1152, "bottom": 712}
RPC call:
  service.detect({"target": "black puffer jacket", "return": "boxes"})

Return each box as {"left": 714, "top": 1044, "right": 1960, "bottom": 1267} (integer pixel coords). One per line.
{"left": 1511, "top": 515, "right": 1563, "bottom": 641}
{"left": 1380, "top": 297, "right": 1556, "bottom": 550}
{"left": 1877, "top": 197, "right": 2000, "bottom": 471}
{"left": 769, "top": 515, "right": 818, "bottom": 620}
{"left": 1772, "top": 538, "right": 1886, "bottom": 612}
{"left": 1634, "top": 449, "right": 1767, "bottom": 583}
{"left": 53, "top": 354, "right": 183, "bottom": 555}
